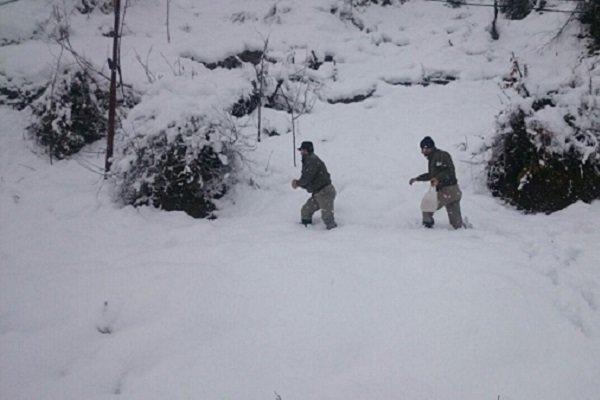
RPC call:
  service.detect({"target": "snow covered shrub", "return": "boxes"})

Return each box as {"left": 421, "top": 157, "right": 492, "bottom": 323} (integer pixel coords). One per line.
{"left": 501, "top": 0, "right": 533, "bottom": 20}
{"left": 579, "top": 0, "right": 600, "bottom": 49}
{"left": 0, "top": 74, "right": 45, "bottom": 110}
{"left": 76, "top": 0, "right": 113, "bottom": 14}
{"left": 264, "top": 69, "right": 321, "bottom": 114}
{"left": 306, "top": 51, "right": 335, "bottom": 71}
{"left": 180, "top": 49, "right": 265, "bottom": 71}
{"left": 445, "top": 0, "right": 464, "bottom": 8}
{"left": 113, "top": 115, "right": 244, "bottom": 218}
{"left": 231, "top": 84, "right": 260, "bottom": 117}
{"left": 333, "top": 2, "right": 366, "bottom": 31}
{"left": 487, "top": 97, "right": 600, "bottom": 213}
{"left": 350, "top": 0, "right": 393, "bottom": 5}
{"left": 27, "top": 67, "right": 108, "bottom": 160}
{"left": 501, "top": 53, "right": 530, "bottom": 97}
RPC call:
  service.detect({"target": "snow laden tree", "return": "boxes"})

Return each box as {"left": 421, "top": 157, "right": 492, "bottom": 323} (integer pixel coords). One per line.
{"left": 500, "top": 0, "right": 534, "bottom": 20}
{"left": 28, "top": 67, "right": 108, "bottom": 160}
{"left": 487, "top": 57, "right": 600, "bottom": 213}
{"left": 579, "top": 0, "right": 600, "bottom": 49}
{"left": 76, "top": 0, "right": 113, "bottom": 14}
{"left": 112, "top": 115, "right": 247, "bottom": 218}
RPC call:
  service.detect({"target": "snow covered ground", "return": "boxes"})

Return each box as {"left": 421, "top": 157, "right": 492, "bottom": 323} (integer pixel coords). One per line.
{"left": 1, "top": 1, "right": 600, "bottom": 399}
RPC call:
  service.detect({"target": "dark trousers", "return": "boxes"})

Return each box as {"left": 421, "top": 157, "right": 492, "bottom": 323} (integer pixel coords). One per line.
{"left": 422, "top": 184, "right": 463, "bottom": 229}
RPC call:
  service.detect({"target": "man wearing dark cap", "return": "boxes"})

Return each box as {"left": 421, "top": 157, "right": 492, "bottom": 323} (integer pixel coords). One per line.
{"left": 291, "top": 141, "right": 337, "bottom": 229}
{"left": 409, "top": 136, "right": 464, "bottom": 229}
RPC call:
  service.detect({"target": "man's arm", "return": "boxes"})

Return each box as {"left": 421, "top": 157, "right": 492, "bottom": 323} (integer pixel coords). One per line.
{"left": 409, "top": 172, "right": 430, "bottom": 185}
{"left": 414, "top": 172, "right": 430, "bottom": 181}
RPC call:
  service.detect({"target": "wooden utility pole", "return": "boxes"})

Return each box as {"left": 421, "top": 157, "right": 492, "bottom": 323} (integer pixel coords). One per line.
{"left": 105, "top": 0, "right": 121, "bottom": 175}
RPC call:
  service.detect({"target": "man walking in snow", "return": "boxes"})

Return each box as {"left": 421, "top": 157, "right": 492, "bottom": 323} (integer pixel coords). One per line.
{"left": 409, "top": 136, "right": 464, "bottom": 229}
{"left": 291, "top": 141, "right": 337, "bottom": 230}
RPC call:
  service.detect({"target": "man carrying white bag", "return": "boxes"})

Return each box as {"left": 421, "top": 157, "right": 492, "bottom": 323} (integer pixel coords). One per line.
{"left": 409, "top": 136, "right": 464, "bottom": 229}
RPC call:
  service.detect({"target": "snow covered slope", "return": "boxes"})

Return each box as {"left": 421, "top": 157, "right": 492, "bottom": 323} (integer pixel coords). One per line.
{"left": 1, "top": 1, "right": 600, "bottom": 399}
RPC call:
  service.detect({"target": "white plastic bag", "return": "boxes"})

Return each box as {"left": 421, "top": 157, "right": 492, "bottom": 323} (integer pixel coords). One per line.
{"left": 420, "top": 187, "right": 438, "bottom": 213}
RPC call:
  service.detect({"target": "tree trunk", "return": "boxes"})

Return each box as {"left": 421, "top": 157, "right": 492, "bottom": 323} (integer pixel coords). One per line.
{"left": 291, "top": 110, "right": 296, "bottom": 167}
{"left": 491, "top": 0, "right": 500, "bottom": 40}
{"left": 105, "top": 0, "right": 121, "bottom": 175}
{"left": 257, "top": 95, "right": 262, "bottom": 142}
{"left": 166, "top": 0, "right": 171, "bottom": 44}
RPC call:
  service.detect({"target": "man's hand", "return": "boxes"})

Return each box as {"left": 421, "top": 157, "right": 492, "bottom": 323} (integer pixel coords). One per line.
{"left": 291, "top": 179, "right": 299, "bottom": 189}
{"left": 430, "top": 177, "right": 439, "bottom": 187}
{"left": 409, "top": 178, "right": 416, "bottom": 185}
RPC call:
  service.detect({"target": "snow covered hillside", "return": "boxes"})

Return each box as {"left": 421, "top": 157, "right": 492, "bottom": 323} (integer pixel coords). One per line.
{"left": 1, "top": 1, "right": 600, "bottom": 399}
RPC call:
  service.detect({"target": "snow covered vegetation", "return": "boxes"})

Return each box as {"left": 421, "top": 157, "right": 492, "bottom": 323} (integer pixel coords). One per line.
{"left": 27, "top": 67, "right": 108, "bottom": 159}
{"left": 487, "top": 54, "right": 600, "bottom": 212}
{"left": 1, "top": 0, "right": 599, "bottom": 399}
{"left": 113, "top": 113, "right": 245, "bottom": 218}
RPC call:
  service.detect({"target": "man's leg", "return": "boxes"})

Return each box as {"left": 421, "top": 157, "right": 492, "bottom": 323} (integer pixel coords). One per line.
{"left": 301, "top": 196, "right": 320, "bottom": 225}
{"left": 422, "top": 211, "right": 434, "bottom": 228}
{"left": 315, "top": 185, "right": 337, "bottom": 229}
{"left": 442, "top": 185, "right": 463, "bottom": 229}
{"left": 446, "top": 200, "right": 463, "bottom": 229}
{"left": 423, "top": 187, "right": 452, "bottom": 228}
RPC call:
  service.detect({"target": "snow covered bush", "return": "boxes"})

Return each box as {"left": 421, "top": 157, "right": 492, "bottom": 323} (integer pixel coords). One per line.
{"left": 501, "top": 0, "right": 533, "bottom": 20}
{"left": 76, "top": 0, "right": 113, "bottom": 14}
{"left": 487, "top": 94, "right": 600, "bottom": 213}
{"left": 579, "top": 0, "right": 600, "bottom": 49}
{"left": 231, "top": 82, "right": 260, "bottom": 117}
{"left": 110, "top": 49, "right": 254, "bottom": 217}
{"left": 350, "top": 0, "right": 393, "bottom": 5}
{"left": 0, "top": 74, "right": 45, "bottom": 110}
{"left": 113, "top": 115, "right": 245, "bottom": 218}
{"left": 27, "top": 67, "right": 108, "bottom": 160}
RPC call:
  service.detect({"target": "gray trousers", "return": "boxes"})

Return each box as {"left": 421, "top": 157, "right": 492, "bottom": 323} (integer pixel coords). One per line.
{"left": 301, "top": 184, "right": 336, "bottom": 227}
{"left": 422, "top": 184, "right": 463, "bottom": 229}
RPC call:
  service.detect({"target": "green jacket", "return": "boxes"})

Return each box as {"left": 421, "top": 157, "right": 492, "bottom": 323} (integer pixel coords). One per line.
{"left": 415, "top": 148, "right": 458, "bottom": 190}
{"left": 298, "top": 153, "right": 332, "bottom": 193}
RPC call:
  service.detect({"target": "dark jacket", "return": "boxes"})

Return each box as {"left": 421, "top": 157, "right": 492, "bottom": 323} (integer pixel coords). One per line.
{"left": 415, "top": 148, "right": 458, "bottom": 190}
{"left": 298, "top": 153, "right": 332, "bottom": 193}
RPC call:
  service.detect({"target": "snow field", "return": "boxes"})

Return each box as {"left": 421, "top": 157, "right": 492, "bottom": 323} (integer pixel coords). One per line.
{"left": 2, "top": 1, "right": 600, "bottom": 399}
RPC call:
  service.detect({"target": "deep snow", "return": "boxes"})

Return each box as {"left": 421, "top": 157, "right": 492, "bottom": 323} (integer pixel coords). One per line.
{"left": 1, "top": 1, "right": 600, "bottom": 399}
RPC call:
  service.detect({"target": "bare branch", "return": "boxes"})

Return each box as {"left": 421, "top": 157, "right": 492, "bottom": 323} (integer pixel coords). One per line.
{"left": 254, "top": 35, "right": 270, "bottom": 142}
{"left": 134, "top": 47, "right": 156, "bottom": 83}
